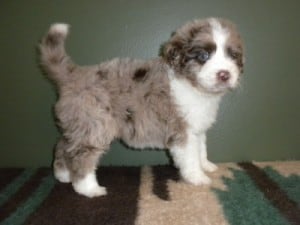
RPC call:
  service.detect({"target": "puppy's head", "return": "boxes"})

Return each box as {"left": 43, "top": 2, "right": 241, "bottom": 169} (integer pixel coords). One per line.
{"left": 162, "top": 18, "right": 244, "bottom": 94}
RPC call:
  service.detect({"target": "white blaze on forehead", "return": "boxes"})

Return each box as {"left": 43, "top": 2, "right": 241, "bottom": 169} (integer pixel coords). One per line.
{"left": 209, "top": 18, "right": 229, "bottom": 53}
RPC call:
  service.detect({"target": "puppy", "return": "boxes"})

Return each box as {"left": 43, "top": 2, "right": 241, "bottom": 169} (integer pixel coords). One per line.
{"left": 39, "top": 18, "right": 244, "bottom": 198}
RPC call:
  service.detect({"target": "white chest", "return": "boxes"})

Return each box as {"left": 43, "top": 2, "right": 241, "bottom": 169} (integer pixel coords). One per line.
{"left": 170, "top": 78, "right": 221, "bottom": 133}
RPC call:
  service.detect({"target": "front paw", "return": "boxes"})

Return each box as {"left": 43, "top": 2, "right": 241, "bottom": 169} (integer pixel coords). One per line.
{"left": 181, "top": 170, "right": 211, "bottom": 186}
{"left": 202, "top": 160, "right": 218, "bottom": 172}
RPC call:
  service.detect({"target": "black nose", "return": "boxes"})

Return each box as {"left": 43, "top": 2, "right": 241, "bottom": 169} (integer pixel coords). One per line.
{"left": 217, "top": 70, "right": 230, "bottom": 82}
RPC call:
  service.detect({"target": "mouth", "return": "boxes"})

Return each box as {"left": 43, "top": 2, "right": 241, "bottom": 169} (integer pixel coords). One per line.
{"left": 211, "top": 87, "right": 229, "bottom": 94}
{"left": 203, "top": 82, "right": 237, "bottom": 95}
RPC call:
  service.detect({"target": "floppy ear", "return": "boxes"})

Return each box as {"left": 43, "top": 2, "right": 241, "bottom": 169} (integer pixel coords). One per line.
{"left": 160, "top": 38, "right": 183, "bottom": 69}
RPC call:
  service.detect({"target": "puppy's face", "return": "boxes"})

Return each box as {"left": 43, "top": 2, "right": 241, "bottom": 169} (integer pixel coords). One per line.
{"left": 162, "top": 18, "right": 244, "bottom": 94}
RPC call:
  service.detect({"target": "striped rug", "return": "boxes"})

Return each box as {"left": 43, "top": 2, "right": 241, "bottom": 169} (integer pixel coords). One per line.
{"left": 0, "top": 161, "right": 299, "bottom": 225}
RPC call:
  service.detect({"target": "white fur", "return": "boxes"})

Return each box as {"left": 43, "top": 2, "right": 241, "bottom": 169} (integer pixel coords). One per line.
{"left": 169, "top": 69, "right": 221, "bottom": 185}
{"left": 168, "top": 19, "right": 241, "bottom": 185}
{"left": 169, "top": 75, "right": 221, "bottom": 133}
{"left": 54, "top": 168, "right": 71, "bottom": 183}
{"left": 195, "top": 19, "right": 240, "bottom": 93}
{"left": 73, "top": 172, "right": 107, "bottom": 198}
{"left": 170, "top": 131, "right": 211, "bottom": 185}
{"left": 198, "top": 134, "right": 218, "bottom": 172}
{"left": 50, "top": 23, "right": 69, "bottom": 35}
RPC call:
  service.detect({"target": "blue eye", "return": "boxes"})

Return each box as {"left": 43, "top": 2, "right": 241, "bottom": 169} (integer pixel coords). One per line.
{"left": 197, "top": 50, "right": 210, "bottom": 62}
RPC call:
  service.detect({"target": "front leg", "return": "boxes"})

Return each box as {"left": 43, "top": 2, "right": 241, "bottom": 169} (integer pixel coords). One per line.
{"left": 198, "top": 134, "right": 218, "bottom": 172}
{"left": 170, "top": 132, "right": 211, "bottom": 185}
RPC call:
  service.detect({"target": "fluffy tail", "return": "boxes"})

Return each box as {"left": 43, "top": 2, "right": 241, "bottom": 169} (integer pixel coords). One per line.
{"left": 39, "top": 23, "right": 75, "bottom": 86}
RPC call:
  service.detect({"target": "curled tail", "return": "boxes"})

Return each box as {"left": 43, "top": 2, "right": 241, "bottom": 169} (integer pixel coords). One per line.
{"left": 39, "top": 23, "right": 75, "bottom": 86}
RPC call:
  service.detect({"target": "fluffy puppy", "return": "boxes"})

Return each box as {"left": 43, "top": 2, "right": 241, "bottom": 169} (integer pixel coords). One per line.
{"left": 39, "top": 18, "right": 244, "bottom": 198}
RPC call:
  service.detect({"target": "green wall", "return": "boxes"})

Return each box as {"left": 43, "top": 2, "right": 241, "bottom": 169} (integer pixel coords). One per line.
{"left": 0, "top": 1, "right": 299, "bottom": 167}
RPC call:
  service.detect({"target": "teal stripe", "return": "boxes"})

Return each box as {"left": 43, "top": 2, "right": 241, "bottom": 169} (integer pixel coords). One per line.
{"left": 263, "top": 166, "right": 300, "bottom": 205}
{"left": 213, "top": 167, "right": 289, "bottom": 225}
{"left": 0, "top": 174, "right": 56, "bottom": 225}
{"left": 0, "top": 169, "right": 36, "bottom": 207}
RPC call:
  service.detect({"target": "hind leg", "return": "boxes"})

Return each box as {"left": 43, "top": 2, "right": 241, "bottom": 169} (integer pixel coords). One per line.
{"left": 54, "top": 91, "right": 118, "bottom": 197}
{"left": 65, "top": 146, "right": 107, "bottom": 198}
{"left": 53, "top": 138, "right": 71, "bottom": 183}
